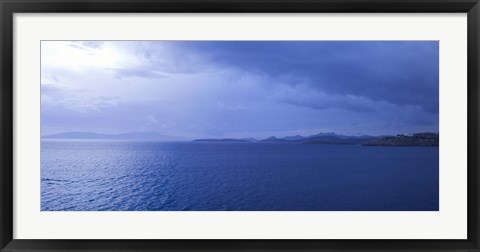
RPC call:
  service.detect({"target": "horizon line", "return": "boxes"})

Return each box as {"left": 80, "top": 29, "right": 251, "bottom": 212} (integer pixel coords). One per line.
{"left": 41, "top": 130, "right": 440, "bottom": 140}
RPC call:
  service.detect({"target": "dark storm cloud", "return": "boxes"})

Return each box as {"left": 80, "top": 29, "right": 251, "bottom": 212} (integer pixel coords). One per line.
{"left": 166, "top": 41, "right": 439, "bottom": 114}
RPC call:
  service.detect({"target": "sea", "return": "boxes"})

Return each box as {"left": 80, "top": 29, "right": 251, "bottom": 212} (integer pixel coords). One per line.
{"left": 41, "top": 140, "right": 439, "bottom": 211}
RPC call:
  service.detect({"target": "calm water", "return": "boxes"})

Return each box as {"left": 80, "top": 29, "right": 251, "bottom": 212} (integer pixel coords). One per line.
{"left": 41, "top": 140, "right": 439, "bottom": 211}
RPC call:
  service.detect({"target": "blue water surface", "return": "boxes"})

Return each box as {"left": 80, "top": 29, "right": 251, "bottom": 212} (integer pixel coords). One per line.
{"left": 41, "top": 141, "right": 439, "bottom": 211}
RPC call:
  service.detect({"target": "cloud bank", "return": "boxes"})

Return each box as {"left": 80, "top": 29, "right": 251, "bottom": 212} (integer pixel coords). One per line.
{"left": 41, "top": 41, "right": 439, "bottom": 138}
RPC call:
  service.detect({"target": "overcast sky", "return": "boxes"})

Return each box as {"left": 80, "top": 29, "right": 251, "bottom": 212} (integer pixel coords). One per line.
{"left": 41, "top": 41, "right": 439, "bottom": 139}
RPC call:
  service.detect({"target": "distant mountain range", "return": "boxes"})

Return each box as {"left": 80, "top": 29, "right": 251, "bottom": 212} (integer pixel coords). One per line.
{"left": 194, "top": 132, "right": 439, "bottom": 146}
{"left": 43, "top": 131, "right": 439, "bottom": 147}
{"left": 194, "top": 132, "right": 379, "bottom": 145}
{"left": 42, "top": 131, "right": 185, "bottom": 141}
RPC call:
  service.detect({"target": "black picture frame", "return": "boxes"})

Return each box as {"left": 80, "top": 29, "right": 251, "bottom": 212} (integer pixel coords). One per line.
{"left": 1, "top": 0, "right": 479, "bottom": 251}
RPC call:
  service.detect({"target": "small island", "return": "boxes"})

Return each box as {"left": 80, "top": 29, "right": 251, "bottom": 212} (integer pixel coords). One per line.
{"left": 362, "top": 133, "right": 439, "bottom": 147}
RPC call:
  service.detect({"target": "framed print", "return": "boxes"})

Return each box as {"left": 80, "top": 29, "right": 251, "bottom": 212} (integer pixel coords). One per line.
{"left": 1, "top": 0, "right": 479, "bottom": 251}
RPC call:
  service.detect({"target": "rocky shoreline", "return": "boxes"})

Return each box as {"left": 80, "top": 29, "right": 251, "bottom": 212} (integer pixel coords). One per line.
{"left": 363, "top": 133, "right": 439, "bottom": 147}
